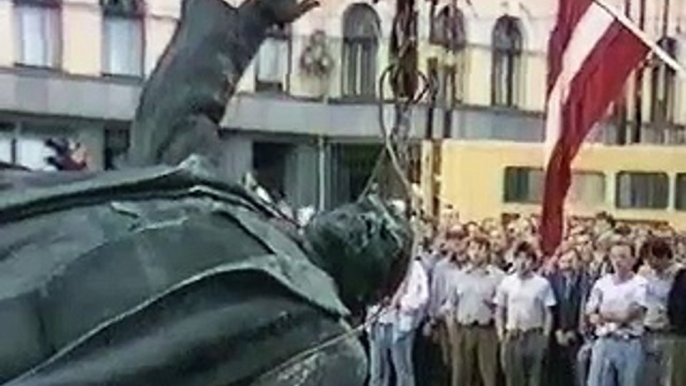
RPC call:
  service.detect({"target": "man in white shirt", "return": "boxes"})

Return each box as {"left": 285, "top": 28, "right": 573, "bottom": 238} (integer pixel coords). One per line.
{"left": 368, "top": 255, "right": 429, "bottom": 386}
{"left": 495, "top": 242, "right": 556, "bottom": 386}
{"left": 640, "top": 238, "right": 680, "bottom": 386}
{"left": 443, "top": 236, "right": 505, "bottom": 386}
{"left": 585, "top": 240, "right": 648, "bottom": 386}
{"left": 427, "top": 229, "right": 468, "bottom": 372}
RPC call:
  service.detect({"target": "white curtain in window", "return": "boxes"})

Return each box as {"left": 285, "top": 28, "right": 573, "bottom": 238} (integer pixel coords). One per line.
{"left": 569, "top": 174, "right": 605, "bottom": 206}
{"left": 256, "top": 37, "right": 288, "bottom": 84}
{"left": 494, "top": 55, "right": 510, "bottom": 104}
{"left": 103, "top": 16, "right": 143, "bottom": 76}
{"left": 15, "top": 5, "right": 60, "bottom": 67}
{"left": 16, "top": 137, "right": 54, "bottom": 170}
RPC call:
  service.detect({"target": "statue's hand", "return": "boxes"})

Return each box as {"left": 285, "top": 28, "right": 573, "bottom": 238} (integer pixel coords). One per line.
{"left": 258, "top": 0, "right": 320, "bottom": 25}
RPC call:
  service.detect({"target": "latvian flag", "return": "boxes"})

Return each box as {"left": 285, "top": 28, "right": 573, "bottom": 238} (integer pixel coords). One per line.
{"left": 540, "top": 0, "right": 650, "bottom": 256}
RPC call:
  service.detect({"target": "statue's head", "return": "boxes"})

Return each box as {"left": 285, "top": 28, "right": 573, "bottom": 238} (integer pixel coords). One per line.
{"left": 304, "top": 196, "right": 413, "bottom": 314}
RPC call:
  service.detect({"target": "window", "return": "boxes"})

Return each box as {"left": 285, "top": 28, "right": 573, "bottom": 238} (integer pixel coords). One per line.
{"left": 0, "top": 123, "right": 80, "bottom": 170}
{"left": 102, "top": 0, "right": 145, "bottom": 77}
{"left": 650, "top": 37, "right": 677, "bottom": 124}
{"left": 616, "top": 172, "right": 669, "bottom": 209}
{"left": 14, "top": 0, "right": 61, "bottom": 68}
{"left": 16, "top": 135, "right": 57, "bottom": 170}
{"left": 104, "top": 127, "right": 129, "bottom": 170}
{"left": 255, "top": 25, "right": 291, "bottom": 92}
{"left": 676, "top": 174, "right": 686, "bottom": 210}
{"left": 430, "top": 5, "right": 465, "bottom": 52}
{"left": 568, "top": 172, "right": 605, "bottom": 206}
{"left": 505, "top": 167, "right": 605, "bottom": 206}
{"left": 504, "top": 167, "right": 543, "bottom": 203}
{"left": 430, "top": 5, "right": 466, "bottom": 104}
{"left": 425, "top": 58, "right": 438, "bottom": 138}
{"left": 442, "top": 66, "right": 455, "bottom": 137}
{"left": 492, "top": 16, "right": 522, "bottom": 107}
{"left": 342, "top": 3, "right": 380, "bottom": 98}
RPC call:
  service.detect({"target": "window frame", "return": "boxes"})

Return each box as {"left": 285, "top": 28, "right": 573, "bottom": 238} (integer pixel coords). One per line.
{"left": 615, "top": 171, "right": 670, "bottom": 210}
{"left": 503, "top": 167, "right": 606, "bottom": 206}
{"left": 13, "top": 0, "right": 62, "bottom": 70}
{"left": 567, "top": 170, "right": 606, "bottom": 206}
{"left": 430, "top": 5, "right": 466, "bottom": 52}
{"left": 101, "top": 0, "right": 146, "bottom": 79}
{"left": 254, "top": 25, "right": 292, "bottom": 93}
{"left": 503, "top": 166, "right": 543, "bottom": 204}
{"left": 674, "top": 173, "right": 686, "bottom": 211}
{"left": 491, "top": 16, "right": 523, "bottom": 108}
{"left": 341, "top": 3, "right": 380, "bottom": 100}
{"left": 649, "top": 37, "right": 677, "bottom": 125}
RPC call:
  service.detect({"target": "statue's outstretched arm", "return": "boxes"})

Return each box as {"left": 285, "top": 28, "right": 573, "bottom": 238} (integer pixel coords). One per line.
{"left": 129, "top": 0, "right": 319, "bottom": 168}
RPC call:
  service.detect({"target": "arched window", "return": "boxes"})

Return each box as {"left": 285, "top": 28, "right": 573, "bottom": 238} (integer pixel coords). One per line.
{"left": 255, "top": 25, "right": 291, "bottom": 93}
{"left": 101, "top": 0, "right": 145, "bottom": 77}
{"left": 650, "top": 37, "right": 677, "bottom": 124}
{"left": 342, "top": 3, "right": 380, "bottom": 98}
{"left": 13, "top": 0, "right": 61, "bottom": 68}
{"left": 491, "top": 16, "right": 523, "bottom": 107}
{"left": 430, "top": 5, "right": 465, "bottom": 52}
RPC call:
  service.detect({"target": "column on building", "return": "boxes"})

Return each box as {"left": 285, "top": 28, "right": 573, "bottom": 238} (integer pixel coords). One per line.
{"left": 284, "top": 142, "right": 320, "bottom": 212}
{"left": 77, "top": 124, "right": 105, "bottom": 170}
{"left": 220, "top": 134, "right": 253, "bottom": 183}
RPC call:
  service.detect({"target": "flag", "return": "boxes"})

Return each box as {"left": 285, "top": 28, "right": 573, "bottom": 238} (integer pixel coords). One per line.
{"left": 540, "top": 0, "right": 649, "bottom": 256}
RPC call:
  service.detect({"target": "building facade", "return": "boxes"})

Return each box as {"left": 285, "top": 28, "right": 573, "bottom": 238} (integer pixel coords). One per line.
{"left": 1, "top": 0, "right": 686, "bottom": 224}
{"left": 423, "top": 0, "right": 686, "bottom": 227}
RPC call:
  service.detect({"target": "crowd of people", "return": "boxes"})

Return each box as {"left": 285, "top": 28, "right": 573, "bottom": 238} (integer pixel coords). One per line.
{"left": 365, "top": 211, "right": 686, "bottom": 386}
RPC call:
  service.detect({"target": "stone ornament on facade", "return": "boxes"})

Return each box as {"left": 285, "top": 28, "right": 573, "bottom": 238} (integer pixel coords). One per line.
{"left": 299, "top": 30, "right": 335, "bottom": 78}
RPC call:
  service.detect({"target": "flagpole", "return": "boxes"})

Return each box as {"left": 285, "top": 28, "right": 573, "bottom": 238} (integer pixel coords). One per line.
{"left": 594, "top": 0, "right": 686, "bottom": 78}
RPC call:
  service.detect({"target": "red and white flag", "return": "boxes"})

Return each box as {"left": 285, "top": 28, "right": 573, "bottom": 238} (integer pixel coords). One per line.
{"left": 540, "top": 0, "right": 649, "bottom": 256}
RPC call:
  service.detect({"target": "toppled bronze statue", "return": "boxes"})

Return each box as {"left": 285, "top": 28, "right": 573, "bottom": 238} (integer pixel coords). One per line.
{"left": 0, "top": 0, "right": 412, "bottom": 385}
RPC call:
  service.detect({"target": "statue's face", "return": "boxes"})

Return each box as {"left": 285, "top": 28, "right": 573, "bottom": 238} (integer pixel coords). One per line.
{"left": 304, "top": 197, "right": 412, "bottom": 314}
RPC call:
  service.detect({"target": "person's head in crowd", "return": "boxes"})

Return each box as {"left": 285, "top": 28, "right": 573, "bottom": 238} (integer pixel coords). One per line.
{"left": 465, "top": 221, "right": 480, "bottom": 238}
{"left": 635, "top": 225, "right": 651, "bottom": 239}
{"left": 513, "top": 241, "right": 539, "bottom": 277}
{"left": 420, "top": 235, "right": 433, "bottom": 253}
{"left": 654, "top": 223, "right": 675, "bottom": 239}
{"left": 489, "top": 228, "right": 507, "bottom": 255}
{"left": 467, "top": 236, "right": 490, "bottom": 267}
{"left": 644, "top": 237, "right": 674, "bottom": 274}
{"left": 614, "top": 223, "right": 632, "bottom": 237}
{"left": 526, "top": 216, "right": 539, "bottom": 234}
{"left": 575, "top": 231, "right": 592, "bottom": 247}
{"left": 594, "top": 211, "right": 616, "bottom": 235}
{"left": 505, "top": 221, "right": 519, "bottom": 241}
{"left": 557, "top": 248, "right": 581, "bottom": 274}
{"left": 481, "top": 217, "right": 498, "bottom": 232}
{"left": 578, "top": 244, "right": 594, "bottom": 266}
{"left": 512, "top": 217, "right": 533, "bottom": 237}
{"left": 675, "top": 236, "right": 686, "bottom": 259}
{"left": 608, "top": 239, "right": 637, "bottom": 278}
{"left": 444, "top": 225, "right": 468, "bottom": 263}
{"left": 441, "top": 205, "right": 459, "bottom": 224}
{"left": 595, "top": 231, "right": 615, "bottom": 257}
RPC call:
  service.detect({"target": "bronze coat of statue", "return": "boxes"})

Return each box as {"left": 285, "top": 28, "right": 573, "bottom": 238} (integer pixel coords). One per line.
{"left": 0, "top": 0, "right": 412, "bottom": 385}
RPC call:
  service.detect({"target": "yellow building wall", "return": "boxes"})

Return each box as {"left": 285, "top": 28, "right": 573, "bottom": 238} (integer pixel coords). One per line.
{"left": 465, "top": 46, "right": 491, "bottom": 106}
{"left": 522, "top": 52, "right": 546, "bottom": 112}
{"left": 62, "top": 0, "right": 101, "bottom": 76}
{"left": 435, "top": 140, "right": 686, "bottom": 229}
{"left": 144, "top": 17, "right": 177, "bottom": 77}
